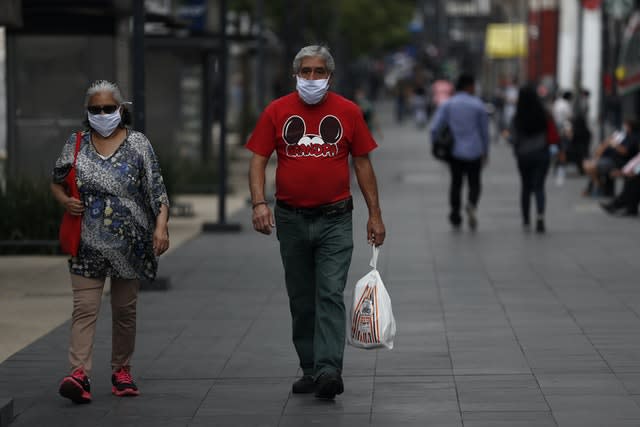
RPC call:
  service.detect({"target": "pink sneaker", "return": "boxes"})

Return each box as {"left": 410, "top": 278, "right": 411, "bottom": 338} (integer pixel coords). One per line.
{"left": 59, "top": 368, "right": 92, "bottom": 404}
{"left": 111, "top": 367, "right": 140, "bottom": 397}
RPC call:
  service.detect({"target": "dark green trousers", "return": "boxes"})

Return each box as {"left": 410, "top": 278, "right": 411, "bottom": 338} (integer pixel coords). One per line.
{"left": 275, "top": 205, "right": 354, "bottom": 377}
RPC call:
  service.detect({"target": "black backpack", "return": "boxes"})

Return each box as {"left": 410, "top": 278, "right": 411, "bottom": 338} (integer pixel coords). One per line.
{"left": 432, "top": 123, "right": 454, "bottom": 162}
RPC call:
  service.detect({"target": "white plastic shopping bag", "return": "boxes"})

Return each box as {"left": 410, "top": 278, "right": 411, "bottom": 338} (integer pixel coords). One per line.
{"left": 347, "top": 246, "right": 396, "bottom": 349}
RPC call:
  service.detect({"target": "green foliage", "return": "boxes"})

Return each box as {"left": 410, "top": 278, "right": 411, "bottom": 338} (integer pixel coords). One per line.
{"left": 229, "top": 0, "right": 414, "bottom": 57}
{"left": 0, "top": 177, "right": 64, "bottom": 254}
{"left": 174, "top": 159, "right": 220, "bottom": 194}
{"left": 323, "top": 0, "right": 414, "bottom": 56}
{"left": 156, "top": 151, "right": 177, "bottom": 201}
{"left": 158, "top": 150, "right": 220, "bottom": 195}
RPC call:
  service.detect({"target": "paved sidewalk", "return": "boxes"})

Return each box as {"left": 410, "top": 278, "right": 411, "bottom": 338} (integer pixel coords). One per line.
{"left": 0, "top": 192, "right": 249, "bottom": 364}
{"left": 0, "top": 146, "right": 265, "bottom": 364}
{"left": 3, "top": 103, "right": 640, "bottom": 426}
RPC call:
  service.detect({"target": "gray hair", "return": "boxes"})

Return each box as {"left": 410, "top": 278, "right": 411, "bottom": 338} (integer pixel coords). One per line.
{"left": 292, "top": 45, "right": 335, "bottom": 74}
{"left": 84, "top": 80, "right": 124, "bottom": 106}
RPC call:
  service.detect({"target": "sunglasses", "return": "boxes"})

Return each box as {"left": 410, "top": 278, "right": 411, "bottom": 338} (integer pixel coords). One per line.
{"left": 87, "top": 105, "right": 119, "bottom": 114}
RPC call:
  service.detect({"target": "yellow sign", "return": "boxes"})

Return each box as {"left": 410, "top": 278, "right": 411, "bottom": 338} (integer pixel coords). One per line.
{"left": 485, "top": 24, "right": 528, "bottom": 59}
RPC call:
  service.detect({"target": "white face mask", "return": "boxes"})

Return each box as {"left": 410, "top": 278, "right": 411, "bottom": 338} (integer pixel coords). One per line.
{"left": 296, "top": 76, "right": 330, "bottom": 105}
{"left": 88, "top": 108, "right": 122, "bottom": 137}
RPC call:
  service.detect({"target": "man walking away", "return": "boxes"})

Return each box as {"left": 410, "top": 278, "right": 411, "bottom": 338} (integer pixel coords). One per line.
{"left": 430, "top": 73, "right": 489, "bottom": 230}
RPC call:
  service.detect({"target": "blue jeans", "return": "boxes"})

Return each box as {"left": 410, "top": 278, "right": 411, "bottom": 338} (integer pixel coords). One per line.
{"left": 275, "top": 205, "right": 353, "bottom": 377}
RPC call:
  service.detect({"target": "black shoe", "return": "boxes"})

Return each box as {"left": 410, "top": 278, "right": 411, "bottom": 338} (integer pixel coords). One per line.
{"left": 292, "top": 375, "right": 316, "bottom": 394}
{"left": 599, "top": 202, "right": 619, "bottom": 214}
{"left": 314, "top": 372, "right": 344, "bottom": 400}
{"left": 535, "top": 218, "right": 545, "bottom": 233}
{"left": 620, "top": 210, "right": 639, "bottom": 217}
{"left": 449, "top": 212, "right": 462, "bottom": 229}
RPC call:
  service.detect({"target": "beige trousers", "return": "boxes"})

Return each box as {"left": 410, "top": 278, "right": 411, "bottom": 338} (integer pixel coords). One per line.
{"left": 69, "top": 274, "right": 140, "bottom": 376}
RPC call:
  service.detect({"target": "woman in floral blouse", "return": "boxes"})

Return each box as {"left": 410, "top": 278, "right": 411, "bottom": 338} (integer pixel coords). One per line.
{"left": 51, "top": 80, "right": 170, "bottom": 404}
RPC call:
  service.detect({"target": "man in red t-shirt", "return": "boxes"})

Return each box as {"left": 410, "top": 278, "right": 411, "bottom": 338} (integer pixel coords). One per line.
{"left": 247, "top": 45, "right": 386, "bottom": 400}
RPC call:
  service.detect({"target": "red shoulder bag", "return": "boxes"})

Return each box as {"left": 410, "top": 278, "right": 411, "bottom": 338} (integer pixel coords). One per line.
{"left": 59, "top": 132, "right": 83, "bottom": 256}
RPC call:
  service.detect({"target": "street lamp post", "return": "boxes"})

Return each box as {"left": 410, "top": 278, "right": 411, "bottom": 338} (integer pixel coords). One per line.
{"left": 132, "top": 0, "right": 145, "bottom": 133}
{"left": 255, "top": 0, "right": 265, "bottom": 110}
{"left": 202, "top": 0, "right": 241, "bottom": 233}
{"left": 574, "top": 0, "right": 584, "bottom": 115}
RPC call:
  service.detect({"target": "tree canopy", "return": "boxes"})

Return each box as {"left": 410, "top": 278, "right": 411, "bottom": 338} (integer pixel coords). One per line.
{"left": 230, "top": 0, "right": 415, "bottom": 58}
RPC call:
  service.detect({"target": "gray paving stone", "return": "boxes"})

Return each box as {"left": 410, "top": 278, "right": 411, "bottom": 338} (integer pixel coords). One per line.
{"left": 189, "top": 415, "right": 280, "bottom": 427}
{"left": 375, "top": 350, "right": 453, "bottom": 376}
{"left": 279, "top": 414, "right": 372, "bottom": 427}
{"left": 9, "top": 406, "right": 111, "bottom": 427}
{"left": 462, "top": 411, "right": 556, "bottom": 427}
{"left": 455, "top": 375, "right": 549, "bottom": 412}
{"left": 617, "top": 373, "right": 640, "bottom": 394}
{"left": 98, "top": 416, "right": 191, "bottom": 427}
{"left": 342, "top": 349, "right": 377, "bottom": 376}
{"left": 524, "top": 349, "right": 611, "bottom": 373}
{"left": 545, "top": 395, "right": 640, "bottom": 418}
{"left": 141, "top": 357, "right": 228, "bottom": 380}
{"left": 371, "top": 412, "right": 462, "bottom": 427}
{"left": 553, "top": 411, "right": 640, "bottom": 427}
{"left": 111, "top": 379, "right": 214, "bottom": 417}
{"left": 450, "top": 348, "right": 532, "bottom": 375}
{"left": 0, "top": 398, "right": 12, "bottom": 427}
{"left": 372, "top": 376, "right": 459, "bottom": 415}
{"left": 217, "top": 351, "right": 298, "bottom": 378}
{"left": 195, "top": 378, "right": 290, "bottom": 416}
{"left": 157, "top": 335, "right": 241, "bottom": 359}
{"left": 536, "top": 373, "right": 630, "bottom": 396}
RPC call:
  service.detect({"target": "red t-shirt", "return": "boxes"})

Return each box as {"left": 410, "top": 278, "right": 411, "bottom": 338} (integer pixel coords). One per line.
{"left": 246, "top": 92, "right": 378, "bottom": 207}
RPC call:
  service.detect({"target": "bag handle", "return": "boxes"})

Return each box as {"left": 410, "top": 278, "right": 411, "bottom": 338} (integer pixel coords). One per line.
{"left": 72, "top": 131, "right": 82, "bottom": 167}
{"left": 369, "top": 245, "right": 380, "bottom": 270}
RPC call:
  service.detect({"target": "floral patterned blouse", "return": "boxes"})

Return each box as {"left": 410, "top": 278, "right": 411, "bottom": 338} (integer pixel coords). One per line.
{"left": 53, "top": 130, "right": 170, "bottom": 281}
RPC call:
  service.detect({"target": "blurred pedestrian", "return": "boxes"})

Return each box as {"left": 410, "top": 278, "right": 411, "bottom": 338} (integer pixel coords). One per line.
{"left": 430, "top": 73, "right": 489, "bottom": 230}
{"left": 411, "top": 84, "right": 428, "bottom": 128}
{"left": 600, "top": 150, "right": 640, "bottom": 216}
{"left": 510, "top": 84, "right": 558, "bottom": 233}
{"left": 354, "top": 87, "right": 383, "bottom": 140}
{"left": 552, "top": 91, "right": 572, "bottom": 134}
{"left": 567, "top": 113, "right": 591, "bottom": 175}
{"left": 394, "top": 78, "right": 410, "bottom": 123}
{"left": 552, "top": 91, "right": 573, "bottom": 185}
{"left": 502, "top": 78, "right": 518, "bottom": 133}
{"left": 51, "top": 80, "right": 170, "bottom": 404}
{"left": 430, "top": 78, "right": 453, "bottom": 114}
{"left": 582, "top": 119, "right": 640, "bottom": 197}
{"left": 247, "top": 45, "right": 386, "bottom": 400}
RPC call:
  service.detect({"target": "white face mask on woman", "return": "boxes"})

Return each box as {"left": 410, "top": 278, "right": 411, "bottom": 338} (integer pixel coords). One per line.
{"left": 296, "top": 76, "right": 330, "bottom": 105}
{"left": 88, "top": 108, "right": 122, "bottom": 137}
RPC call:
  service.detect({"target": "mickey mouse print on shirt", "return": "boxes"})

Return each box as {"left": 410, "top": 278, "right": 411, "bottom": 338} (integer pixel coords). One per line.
{"left": 282, "top": 115, "right": 343, "bottom": 158}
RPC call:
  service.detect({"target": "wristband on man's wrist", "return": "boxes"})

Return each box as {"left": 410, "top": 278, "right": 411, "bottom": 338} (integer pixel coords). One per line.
{"left": 252, "top": 200, "right": 268, "bottom": 209}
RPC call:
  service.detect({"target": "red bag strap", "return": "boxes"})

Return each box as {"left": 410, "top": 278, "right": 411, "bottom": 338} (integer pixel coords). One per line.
{"left": 545, "top": 117, "right": 560, "bottom": 146}
{"left": 73, "top": 131, "right": 82, "bottom": 166}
